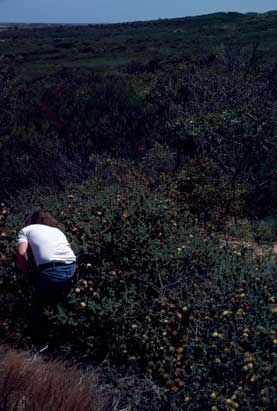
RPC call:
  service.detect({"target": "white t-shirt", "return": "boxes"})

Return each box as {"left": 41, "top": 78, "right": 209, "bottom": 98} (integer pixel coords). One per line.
{"left": 17, "top": 224, "right": 76, "bottom": 266}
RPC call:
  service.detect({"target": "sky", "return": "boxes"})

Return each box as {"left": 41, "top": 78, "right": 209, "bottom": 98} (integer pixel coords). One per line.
{"left": 0, "top": 0, "right": 276, "bottom": 24}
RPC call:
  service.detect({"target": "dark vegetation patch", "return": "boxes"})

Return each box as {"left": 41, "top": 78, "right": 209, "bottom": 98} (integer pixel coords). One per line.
{"left": 0, "top": 11, "right": 276, "bottom": 411}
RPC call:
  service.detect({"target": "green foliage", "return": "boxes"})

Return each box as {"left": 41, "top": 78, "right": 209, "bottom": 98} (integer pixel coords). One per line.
{"left": 252, "top": 217, "right": 277, "bottom": 243}
{"left": 1, "top": 169, "right": 276, "bottom": 410}
{"left": 172, "top": 158, "right": 247, "bottom": 225}
{"left": 1, "top": 37, "right": 277, "bottom": 220}
{"left": 1, "top": 14, "right": 277, "bottom": 410}
{"left": 140, "top": 143, "right": 176, "bottom": 176}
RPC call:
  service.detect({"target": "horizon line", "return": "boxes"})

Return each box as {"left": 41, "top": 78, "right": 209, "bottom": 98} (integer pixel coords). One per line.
{"left": 0, "top": 9, "right": 276, "bottom": 26}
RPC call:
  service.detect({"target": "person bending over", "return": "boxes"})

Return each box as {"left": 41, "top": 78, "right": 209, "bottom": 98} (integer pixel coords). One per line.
{"left": 16, "top": 210, "right": 77, "bottom": 345}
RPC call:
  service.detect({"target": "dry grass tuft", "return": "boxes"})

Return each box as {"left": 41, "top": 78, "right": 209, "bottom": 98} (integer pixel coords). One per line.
{"left": 0, "top": 346, "right": 108, "bottom": 411}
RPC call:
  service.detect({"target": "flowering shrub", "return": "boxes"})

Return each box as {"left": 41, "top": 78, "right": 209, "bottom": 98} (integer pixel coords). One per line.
{"left": 1, "top": 170, "right": 276, "bottom": 410}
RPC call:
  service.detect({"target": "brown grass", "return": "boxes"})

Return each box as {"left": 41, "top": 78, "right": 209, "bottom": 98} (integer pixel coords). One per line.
{"left": 0, "top": 346, "right": 108, "bottom": 411}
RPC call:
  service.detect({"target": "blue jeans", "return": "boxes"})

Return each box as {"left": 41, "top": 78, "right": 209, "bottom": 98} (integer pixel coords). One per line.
{"left": 31, "top": 263, "right": 77, "bottom": 344}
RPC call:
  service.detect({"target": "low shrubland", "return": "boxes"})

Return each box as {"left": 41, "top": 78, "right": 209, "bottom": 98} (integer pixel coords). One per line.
{"left": 0, "top": 16, "right": 277, "bottom": 410}
{"left": 0, "top": 163, "right": 276, "bottom": 410}
{"left": 1, "top": 49, "right": 277, "bottom": 219}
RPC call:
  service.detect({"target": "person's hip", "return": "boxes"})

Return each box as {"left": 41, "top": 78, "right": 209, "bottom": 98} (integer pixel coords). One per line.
{"left": 38, "top": 262, "right": 77, "bottom": 283}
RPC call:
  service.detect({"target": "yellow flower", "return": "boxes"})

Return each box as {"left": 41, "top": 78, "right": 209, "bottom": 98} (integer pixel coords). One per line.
{"left": 80, "top": 302, "right": 86, "bottom": 308}
{"left": 222, "top": 310, "right": 230, "bottom": 316}
{"left": 75, "top": 287, "right": 81, "bottom": 293}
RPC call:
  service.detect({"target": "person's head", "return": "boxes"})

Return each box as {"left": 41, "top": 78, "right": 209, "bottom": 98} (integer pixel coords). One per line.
{"left": 24, "top": 210, "right": 64, "bottom": 231}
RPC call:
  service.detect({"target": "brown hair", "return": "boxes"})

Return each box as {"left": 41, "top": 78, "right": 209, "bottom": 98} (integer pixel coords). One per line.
{"left": 24, "top": 210, "right": 64, "bottom": 231}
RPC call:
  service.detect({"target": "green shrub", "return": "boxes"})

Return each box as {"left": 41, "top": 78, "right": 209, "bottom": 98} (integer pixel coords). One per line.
{"left": 172, "top": 159, "right": 247, "bottom": 226}
{"left": 252, "top": 217, "right": 277, "bottom": 243}
{"left": 1, "top": 171, "right": 275, "bottom": 411}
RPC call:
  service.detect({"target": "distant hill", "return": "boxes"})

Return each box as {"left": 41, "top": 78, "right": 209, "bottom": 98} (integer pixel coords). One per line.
{"left": 0, "top": 10, "right": 277, "bottom": 78}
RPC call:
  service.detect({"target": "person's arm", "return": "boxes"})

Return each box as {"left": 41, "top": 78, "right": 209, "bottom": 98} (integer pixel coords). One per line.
{"left": 16, "top": 242, "right": 29, "bottom": 273}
